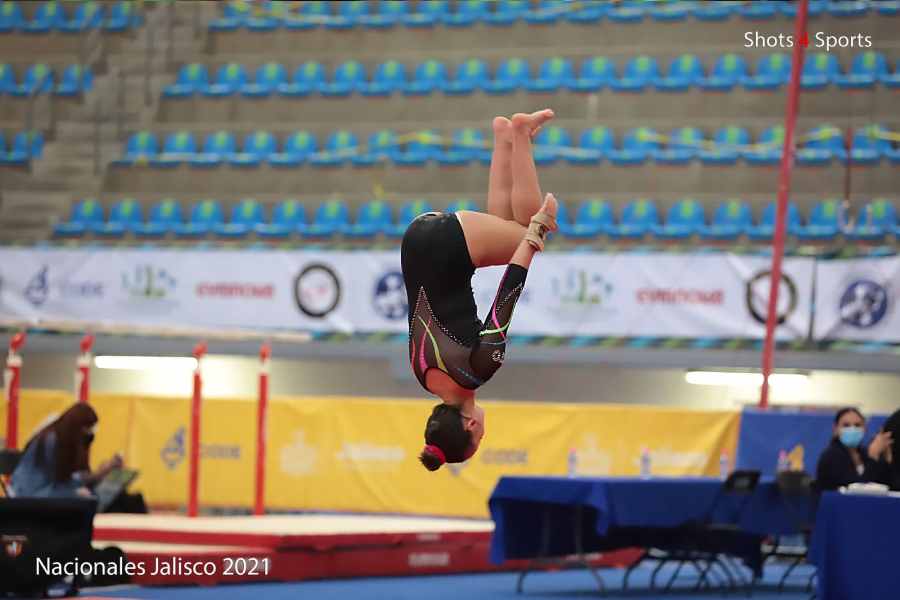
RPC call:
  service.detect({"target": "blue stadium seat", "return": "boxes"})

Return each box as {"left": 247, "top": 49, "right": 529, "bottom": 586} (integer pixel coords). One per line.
{"left": 151, "top": 131, "right": 198, "bottom": 168}
{"left": 173, "top": 199, "right": 224, "bottom": 238}
{"left": 105, "top": 1, "right": 141, "bottom": 31}
{"left": 876, "top": 0, "right": 900, "bottom": 15}
{"left": 61, "top": 0, "right": 104, "bottom": 32}
{"left": 483, "top": 58, "right": 530, "bottom": 94}
{"left": 446, "top": 199, "right": 478, "bottom": 213}
{"left": 796, "top": 124, "right": 843, "bottom": 166}
{"left": 353, "top": 129, "right": 401, "bottom": 166}
{"left": 360, "top": 0, "right": 408, "bottom": 28}
{"left": 204, "top": 63, "right": 247, "bottom": 97}
{"left": 55, "top": 65, "right": 93, "bottom": 96}
{"left": 279, "top": 61, "right": 325, "bottom": 97}
{"left": 246, "top": 0, "right": 289, "bottom": 31}
{"left": 445, "top": 0, "right": 488, "bottom": 27}
{"left": 404, "top": 60, "right": 448, "bottom": 95}
{"left": 779, "top": 0, "right": 827, "bottom": 16}
{"left": 653, "top": 127, "right": 704, "bottom": 164}
{"left": 0, "top": 63, "right": 15, "bottom": 95}
{"left": 270, "top": 130, "right": 317, "bottom": 167}
{"left": 742, "top": 53, "right": 790, "bottom": 90}
{"left": 116, "top": 131, "right": 159, "bottom": 166}
{"left": 255, "top": 199, "right": 306, "bottom": 238}
{"left": 320, "top": 61, "right": 366, "bottom": 97}
{"left": 738, "top": 0, "right": 777, "bottom": 19}
{"left": 363, "top": 60, "right": 407, "bottom": 96}
{"left": 533, "top": 126, "right": 572, "bottom": 165}
{"left": 444, "top": 58, "right": 489, "bottom": 95}
{"left": 607, "top": 0, "right": 646, "bottom": 22}
{"left": 746, "top": 201, "right": 802, "bottom": 241}
{"left": 133, "top": 198, "right": 184, "bottom": 237}
{"left": 801, "top": 53, "right": 840, "bottom": 90}
{"left": 163, "top": 64, "right": 210, "bottom": 98}
{"left": 343, "top": 200, "right": 394, "bottom": 238}
{"left": 845, "top": 125, "right": 886, "bottom": 165}
{"left": 309, "top": 130, "right": 359, "bottom": 167}
{"left": 11, "top": 63, "right": 53, "bottom": 97}
{"left": 566, "top": 0, "right": 608, "bottom": 23}
{"left": 699, "top": 125, "right": 749, "bottom": 165}
{"left": 525, "top": 0, "right": 568, "bottom": 25}
{"left": 241, "top": 62, "right": 287, "bottom": 97}
{"left": 301, "top": 200, "right": 350, "bottom": 238}
{"left": 0, "top": 1, "right": 25, "bottom": 32}
{"left": 214, "top": 198, "right": 263, "bottom": 237}
{"left": 826, "top": 0, "right": 868, "bottom": 17}
{"left": 571, "top": 56, "right": 615, "bottom": 92}
{"left": 845, "top": 199, "right": 897, "bottom": 242}
{"left": 882, "top": 57, "right": 900, "bottom": 88}
{"left": 527, "top": 57, "right": 575, "bottom": 92}
{"left": 699, "top": 199, "right": 753, "bottom": 241}
{"left": 191, "top": 131, "right": 237, "bottom": 167}
{"left": 209, "top": 1, "right": 250, "bottom": 31}
{"left": 437, "top": 127, "right": 490, "bottom": 166}
{"left": 559, "top": 199, "right": 614, "bottom": 239}
{"left": 610, "top": 55, "right": 659, "bottom": 92}
{"left": 654, "top": 54, "right": 704, "bottom": 91}
{"left": 230, "top": 131, "right": 277, "bottom": 167}
{"left": 700, "top": 53, "right": 747, "bottom": 91}
{"left": 795, "top": 199, "right": 842, "bottom": 241}
{"left": 22, "top": 1, "right": 67, "bottom": 33}
{"left": 835, "top": 51, "right": 888, "bottom": 89}
{"left": 650, "top": 0, "right": 694, "bottom": 21}
{"left": 572, "top": 127, "right": 613, "bottom": 165}
{"left": 395, "top": 130, "right": 440, "bottom": 166}
{"left": 54, "top": 199, "right": 104, "bottom": 237}
{"left": 328, "top": 0, "right": 368, "bottom": 29}
{"left": 694, "top": 0, "right": 738, "bottom": 20}
{"left": 4, "top": 131, "right": 43, "bottom": 164}
{"left": 93, "top": 198, "right": 143, "bottom": 238}
{"left": 651, "top": 199, "right": 706, "bottom": 239}
{"left": 607, "top": 199, "right": 659, "bottom": 239}
{"left": 743, "top": 126, "right": 784, "bottom": 165}
{"left": 402, "top": 0, "right": 448, "bottom": 27}
{"left": 608, "top": 127, "right": 658, "bottom": 165}
{"left": 486, "top": 0, "right": 527, "bottom": 25}
{"left": 284, "top": 0, "right": 329, "bottom": 30}
{"left": 386, "top": 199, "right": 434, "bottom": 238}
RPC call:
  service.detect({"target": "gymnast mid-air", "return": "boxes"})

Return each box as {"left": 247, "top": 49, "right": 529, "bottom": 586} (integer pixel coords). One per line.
{"left": 401, "top": 109, "right": 558, "bottom": 471}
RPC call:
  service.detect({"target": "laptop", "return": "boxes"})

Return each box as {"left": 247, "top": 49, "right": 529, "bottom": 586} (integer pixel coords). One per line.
{"left": 94, "top": 468, "right": 139, "bottom": 512}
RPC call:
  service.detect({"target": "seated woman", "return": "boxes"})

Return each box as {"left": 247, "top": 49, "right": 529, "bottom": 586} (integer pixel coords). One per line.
{"left": 10, "top": 403, "right": 123, "bottom": 499}
{"left": 815, "top": 407, "right": 893, "bottom": 491}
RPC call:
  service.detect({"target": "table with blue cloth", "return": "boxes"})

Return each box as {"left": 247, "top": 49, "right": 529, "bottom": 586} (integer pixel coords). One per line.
{"left": 489, "top": 476, "right": 815, "bottom": 590}
{"left": 810, "top": 492, "right": 900, "bottom": 600}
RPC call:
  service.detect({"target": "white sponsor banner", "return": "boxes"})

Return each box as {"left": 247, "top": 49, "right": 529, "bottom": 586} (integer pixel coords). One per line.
{"left": 0, "top": 249, "right": 814, "bottom": 339}
{"left": 813, "top": 256, "right": 900, "bottom": 342}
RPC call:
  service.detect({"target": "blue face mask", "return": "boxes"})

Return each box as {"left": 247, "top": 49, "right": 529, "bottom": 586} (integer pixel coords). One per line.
{"left": 839, "top": 426, "right": 864, "bottom": 448}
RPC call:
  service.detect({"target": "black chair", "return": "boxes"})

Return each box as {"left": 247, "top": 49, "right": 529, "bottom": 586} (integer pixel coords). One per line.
{"left": 0, "top": 450, "right": 21, "bottom": 497}
{"left": 769, "top": 470, "right": 817, "bottom": 593}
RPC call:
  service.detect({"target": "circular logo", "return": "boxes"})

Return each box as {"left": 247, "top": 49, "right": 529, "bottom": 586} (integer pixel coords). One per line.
{"left": 746, "top": 270, "right": 798, "bottom": 325}
{"left": 839, "top": 279, "right": 888, "bottom": 328}
{"left": 294, "top": 264, "right": 341, "bottom": 318}
{"left": 372, "top": 271, "right": 407, "bottom": 320}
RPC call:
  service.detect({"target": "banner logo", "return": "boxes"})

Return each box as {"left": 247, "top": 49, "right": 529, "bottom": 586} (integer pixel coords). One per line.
{"left": 24, "top": 266, "right": 49, "bottom": 306}
{"left": 280, "top": 430, "right": 317, "bottom": 476}
{"left": 294, "top": 264, "right": 341, "bottom": 318}
{"left": 25, "top": 266, "right": 104, "bottom": 307}
{"left": 160, "top": 427, "right": 186, "bottom": 470}
{"left": 839, "top": 279, "right": 888, "bottom": 328}
{"left": 746, "top": 270, "right": 797, "bottom": 325}
{"left": 122, "top": 264, "right": 178, "bottom": 313}
{"left": 372, "top": 271, "right": 407, "bottom": 320}
{"left": 550, "top": 269, "right": 615, "bottom": 321}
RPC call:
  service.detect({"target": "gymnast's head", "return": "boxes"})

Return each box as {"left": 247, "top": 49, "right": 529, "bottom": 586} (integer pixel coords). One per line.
{"left": 419, "top": 402, "right": 486, "bottom": 472}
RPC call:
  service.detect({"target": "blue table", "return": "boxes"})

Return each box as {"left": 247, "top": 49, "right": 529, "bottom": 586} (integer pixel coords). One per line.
{"left": 810, "top": 492, "right": 900, "bottom": 600}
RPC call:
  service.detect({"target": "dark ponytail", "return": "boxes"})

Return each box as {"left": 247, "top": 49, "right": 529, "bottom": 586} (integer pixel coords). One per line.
{"left": 419, "top": 404, "right": 471, "bottom": 472}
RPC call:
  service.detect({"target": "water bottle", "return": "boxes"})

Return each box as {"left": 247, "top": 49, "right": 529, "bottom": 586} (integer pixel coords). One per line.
{"left": 567, "top": 448, "right": 578, "bottom": 478}
{"left": 640, "top": 448, "right": 651, "bottom": 479}
{"left": 719, "top": 452, "right": 729, "bottom": 480}
{"left": 777, "top": 450, "right": 790, "bottom": 472}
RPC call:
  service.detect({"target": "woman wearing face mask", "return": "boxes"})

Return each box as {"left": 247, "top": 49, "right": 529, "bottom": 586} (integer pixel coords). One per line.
{"left": 814, "top": 407, "right": 893, "bottom": 492}
{"left": 9, "top": 403, "right": 123, "bottom": 498}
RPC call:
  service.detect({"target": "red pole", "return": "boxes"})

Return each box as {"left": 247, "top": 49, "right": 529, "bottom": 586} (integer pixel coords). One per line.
{"left": 187, "top": 342, "right": 207, "bottom": 517}
{"left": 4, "top": 333, "right": 25, "bottom": 449}
{"left": 760, "top": 0, "right": 809, "bottom": 409}
{"left": 75, "top": 334, "right": 94, "bottom": 404}
{"left": 254, "top": 343, "right": 271, "bottom": 516}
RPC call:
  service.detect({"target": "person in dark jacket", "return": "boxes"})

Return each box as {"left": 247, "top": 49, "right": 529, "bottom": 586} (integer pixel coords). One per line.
{"left": 877, "top": 408, "right": 899, "bottom": 490}
{"left": 815, "top": 407, "right": 892, "bottom": 492}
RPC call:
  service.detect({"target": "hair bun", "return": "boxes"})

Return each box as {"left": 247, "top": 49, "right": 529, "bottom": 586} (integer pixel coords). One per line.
{"left": 424, "top": 444, "right": 446, "bottom": 464}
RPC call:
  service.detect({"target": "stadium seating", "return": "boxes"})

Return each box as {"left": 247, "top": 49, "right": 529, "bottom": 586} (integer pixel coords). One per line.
{"left": 699, "top": 200, "right": 754, "bottom": 241}
{"left": 746, "top": 201, "right": 803, "bottom": 241}
{"left": 342, "top": 200, "right": 394, "bottom": 238}
{"left": 172, "top": 199, "right": 225, "bottom": 238}
{"left": 796, "top": 199, "right": 842, "bottom": 241}
{"left": 835, "top": 51, "right": 888, "bottom": 89}
{"left": 302, "top": 200, "right": 350, "bottom": 238}
{"left": 651, "top": 199, "right": 706, "bottom": 239}
{"left": 214, "top": 198, "right": 264, "bottom": 237}
{"left": 845, "top": 199, "right": 898, "bottom": 242}
{"left": 133, "top": 199, "right": 185, "bottom": 238}
{"left": 557, "top": 199, "right": 614, "bottom": 239}
{"left": 53, "top": 198, "right": 105, "bottom": 237}
{"left": 385, "top": 199, "right": 434, "bottom": 238}
{"left": 253, "top": 199, "right": 306, "bottom": 238}
{"left": 654, "top": 54, "right": 704, "bottom": 91}
{"left": 606, "top": 199, "right": 660, "bottom": 240}
{"left": 93, "top": 198, "right": 143, "bottom": 237}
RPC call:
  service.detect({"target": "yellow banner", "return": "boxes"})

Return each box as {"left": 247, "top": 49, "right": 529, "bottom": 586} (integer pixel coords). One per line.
{"left": 7, "top": 391, "right": 739, "bottom": 518}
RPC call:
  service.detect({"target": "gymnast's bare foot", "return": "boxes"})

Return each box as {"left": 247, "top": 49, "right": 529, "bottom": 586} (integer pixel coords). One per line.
{"left": 492, "top": 116, "right": 512, "bottom": 145}
{"left": 511, "top": 109, "right": 555, "bottom": 139}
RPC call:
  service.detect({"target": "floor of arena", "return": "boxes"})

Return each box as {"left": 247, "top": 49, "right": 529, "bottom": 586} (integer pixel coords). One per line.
{"left": 80, "top": 563, "right": 816, "bottom": 600}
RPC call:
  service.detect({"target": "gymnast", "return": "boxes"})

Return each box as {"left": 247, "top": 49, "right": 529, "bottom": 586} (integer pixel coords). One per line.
{"left": 401, "top": 109, "right": 558, "bottom": 471}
